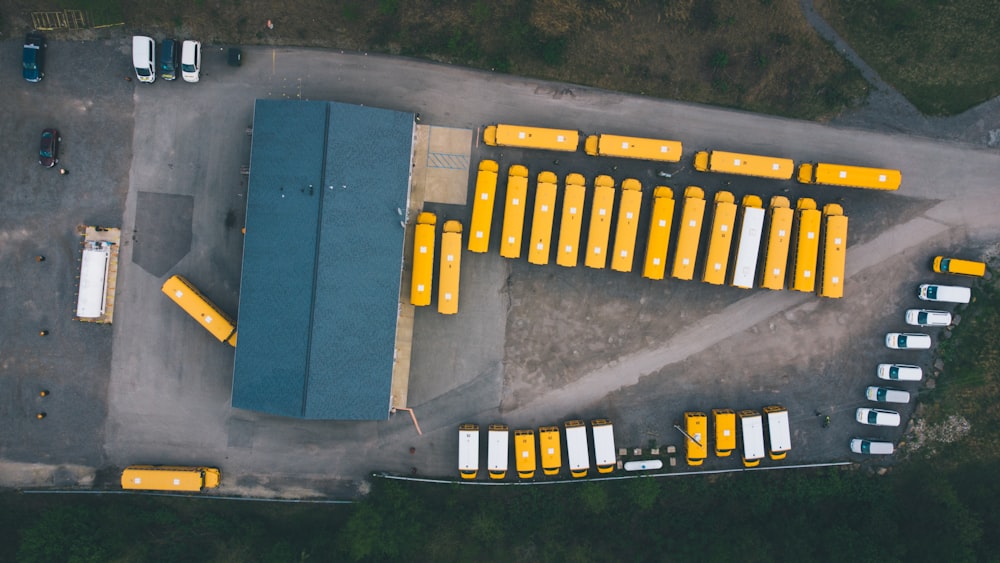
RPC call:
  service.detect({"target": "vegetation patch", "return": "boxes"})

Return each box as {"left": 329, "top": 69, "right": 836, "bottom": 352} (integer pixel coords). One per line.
{"left": 818, "top": 0, "right": 1000, "bottom": 115}
{"left": 2, "top": 0, "right": 869, "bottom": 120}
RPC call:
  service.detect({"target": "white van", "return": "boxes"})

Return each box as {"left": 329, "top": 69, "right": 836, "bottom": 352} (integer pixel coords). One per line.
{"left": 885, "top": 332, "right": 931, "bottom": 350}
{"left": 905, "top": 309, "right": 952, "bottom": 327}
{"left": 918, "top": 284, "right": 971, "bottom": 304}
{"left": 866, "top": 386, "right": 911, "bottom": 404}
{"left": 850, "top": 438, "right": 894, "bottom": 455}
{"left": 877, "top": 363, "right": 923, "bottom": 381}
{"left": 856, "top": 407, "right": 901, "bottom": 427}
{"left": 181, "top": 40, "right": 201, "bottom": 82}
{"left": 132, "top": 35, "right": 155, "bottom": 83}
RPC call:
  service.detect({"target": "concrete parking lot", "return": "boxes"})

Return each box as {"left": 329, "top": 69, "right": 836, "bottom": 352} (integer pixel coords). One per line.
{"left": 2, "top": 37, "right": 1000, "bottom": 496}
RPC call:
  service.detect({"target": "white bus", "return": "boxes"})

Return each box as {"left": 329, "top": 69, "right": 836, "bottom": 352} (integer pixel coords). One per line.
{"left": 730, "top": 195, "right": 765, "bottom": 289}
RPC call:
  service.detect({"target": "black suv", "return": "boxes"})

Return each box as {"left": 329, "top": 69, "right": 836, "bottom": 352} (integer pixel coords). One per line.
{"left": 22, "top": 31, "right": 46, "bottom": 82}
{"left": 159, "top": 39, "right": 179, "bottom": 80}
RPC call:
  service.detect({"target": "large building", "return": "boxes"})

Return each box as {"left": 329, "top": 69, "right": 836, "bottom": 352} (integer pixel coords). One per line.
{"left": 232, "top": 100, "right": 414, "bottom": 420}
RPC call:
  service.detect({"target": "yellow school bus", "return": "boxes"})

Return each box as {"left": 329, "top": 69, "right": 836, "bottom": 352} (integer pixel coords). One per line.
{"left": 410, "top": 211, "right": 436, "bottom": 306}
{"left": 684, "top": 411, "right": 708, "bottom": 466}
{"left": 694, "top": 150, "right": 794, "bottom": 180}
{"left": 499, "top": 165, "right": 529, "bottom": 259}
{"left": 712, "top": 408, "right": 737, "bottom": 457}
{"left": 702, "top": 190, "right": 737, "bottom": 285}
{"left": 468, "top": 160, "right": 500, "bottom": 253}
{"left": 121, "top": 465, "right": 221, "bottom": 492}
{"left": 528, "top": 171, "right": 559, "bottom": 265}
{"left": 760, "top": 196, "right": 794, "bottom": 290}
{"left": 538, "top": 426, "right": 562, "bottom": 476}
{"left": 610, "top": 178, "right": 644, "bottom": 272}
{"left": 483, "top": 124, "right": 579, "bottom": 152}
{"left": 514, "top": 429, "right": 537, "bottom": 479}
{"left": 585, "top": 175, "right": 617, "bottom": 269}
{"left": 161, "top": 275, "right": 237, "bottom": 347}
{"left": 797, "top": 162, "right": 901, "bottom": 191}
{"left": 671, "top": 186, "right": 707, "bottom": 280}
{"left": 438, "top": 220, "right": 462, "bottom": 314}
{"left": 584, "top": 133, "right": 683, "bottom": 162}
{"left": 556, "top": 173, "right": 587, "bottom": 268}
{"left": 789, "top": 198, "right": 822, "bottom": 293}
{"left": 933, "top": 256, "right": 986, "bottom": 277}
{"left": 818, "top": 203, "right": 848, "bottom": 299}
{"left": 642, "top": 187, "right": 676, "bottom": 280}
{"left": 730, "top": 195, "right": 766, "bottom": 290}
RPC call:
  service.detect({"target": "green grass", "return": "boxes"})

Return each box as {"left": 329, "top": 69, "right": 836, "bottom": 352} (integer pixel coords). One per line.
{"left": 916, "top": 268, "right": 1000, "bottom": 464}
{"left": 820, "top": 0, "right": 1000, "bottom": 115}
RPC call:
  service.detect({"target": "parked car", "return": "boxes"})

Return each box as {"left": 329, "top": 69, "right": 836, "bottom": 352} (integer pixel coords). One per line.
{"left": 132, "top": 35, "right": 155, "bottom": 83}
{"left": 23, "top": 31, "right": 46, "bottom": 82}
{"left": 856, "top": 408, "right": 901, "bottom": 427}
{"left": 850, "top": 438, "right": 894, "bottom": 455}
{"left": 181, "top": 40, "right": 201, "bottom": 82}
{"left": 160, "top": 38, "right": 179, "bottom": 80}
{"left": 918, "top": 283, "right": 971, "bottom": 304}
{"left": 905, "top": 309, "right": 952, "bottom": 327}
{"left": 885, "top": 332, "right": 931, "bottom": 350}
{"left": 877, "top": 363, "right": 923, "bottom": 381}
{"left": 38, "top": 128, "right": 60, "bottom": 168}
{"left": 866, "top": 386, "right": 911, "bottom": 404}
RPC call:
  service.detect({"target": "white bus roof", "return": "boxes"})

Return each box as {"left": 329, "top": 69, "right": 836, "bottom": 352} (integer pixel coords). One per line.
{"left": 76, "top": 243, "right": 111, "bottom": 318}
{"left": 487, "top": 428, "right": 509, "bottom": 471}
{"left": 458, "top": 428, "right": 479, "bottom": 472}
{"left": 592, "top": 423, "right": 616, "bottom": 467}
{"left": 565, "top": 425, "right": 590, "bottom": 470}
{"left": 731, "top": 206, "right": 765, "bottom": 288}
{"left": 766, "top": 409, "right": 791, "bottom": 452}
{"left": 741, "top": 414, "right": 766, "bottom": 460}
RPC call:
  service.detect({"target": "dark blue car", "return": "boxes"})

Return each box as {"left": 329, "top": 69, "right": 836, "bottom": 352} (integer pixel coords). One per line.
{"left": 23, "top": 31, "right": 46, "bottom": 82}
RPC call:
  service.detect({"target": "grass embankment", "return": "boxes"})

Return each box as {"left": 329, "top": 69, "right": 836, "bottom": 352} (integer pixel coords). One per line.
{"left": 18, "top": 0, "right": 868, "bottom": 121}
{"left": 818, "top": 0, "right": 1000, "bottom": 115}
{"left": 910, "top": 268, "right": 1000, "bottom": 465}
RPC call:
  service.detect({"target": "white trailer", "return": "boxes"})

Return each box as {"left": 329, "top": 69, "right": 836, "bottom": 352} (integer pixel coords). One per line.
{"left": 458, "top": 424, "right": 479, "bottom": 479}
{"left": 487, "top": 424, "right": 510, "bottom": 479}
{"left": 591, "top": 419, "right": 617, "bottom": 473}
{"left": 730, "top": 197, "right": 766, "bottom": 289}
{"left": 564, "top": 420, "right": 590, "bottom": 478}
{"left": 75, "top": 241, "right": 112, "bottom": 318}
{"left": 764, "top": 405, "right": 791, "bottom": 460}
{"left": 738, "top": 410, "right": 766, "bottom": 467}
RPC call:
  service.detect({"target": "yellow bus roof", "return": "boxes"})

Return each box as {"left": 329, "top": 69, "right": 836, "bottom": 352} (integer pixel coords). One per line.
{"left": 121, "top": 465, "right": 219, "bottom": 492}
{"left": 671, "top": 189, "right": 707, "bottom": 280}
{"left": 528, "top": 174, "right": 558, "bottom": 265}
{"left": 611, "top": 179, "right": 643, "bottom": 272}
{"left": 814, "top": 163, "right": 901, "bottom": 190}
{"left": 760, "top": 202, "right": 794, "bottom": 290}
{"left": 488, "top": 124, "right": 579, "bottom": 152}
{"left": 161, "top": 275, "right": 236, "bottom": 343}
{"left": 684, "top": 412, "right": 708, "bottom": 464}
{"left": 592, "top": 134, "right": 683, "bottom": 162}
{"left": 410, "top": 213, "right": 436, "bottom": 306}
{"left": 712, "top": 409, "right": 737, "bottom": 455}
{"left": 539, "top": 426, "right": 562, "bottom": 475}
{"left": 791, "top": 207, "right": 822, "bottom": 292}
{"left": 514, "top": 429, "right": 537, "bottom": 477}
{"left": 468, "top": 160, "right": 499, "bottom": 253}
{"left": 556, "top": 177, "right": 587, "bottom": 267}
{"left": 702, "top": 191, "right": 737, "bottom": 285}
{"left": 585, "top": 176, "right": 616, "bottom": 269}
{"left": 819, "top": 214, "right": 848, "bottom": 298}
{"left": 499, "top": 166, "right": 529, "bottom": 259}
{"left": 642, "top": 187, "right": 675, "bottom": 280}
{"left": 438, "top": 221, "right": 462, "bottom": 314}
{"left": 705, "top": 150, "right": 794, "bottom": 180}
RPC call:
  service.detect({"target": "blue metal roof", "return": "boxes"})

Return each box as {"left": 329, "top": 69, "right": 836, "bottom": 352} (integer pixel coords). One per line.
{"left": 232, "top": 100, "right": 413, "bottom": 420}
